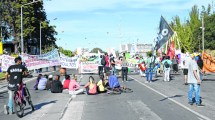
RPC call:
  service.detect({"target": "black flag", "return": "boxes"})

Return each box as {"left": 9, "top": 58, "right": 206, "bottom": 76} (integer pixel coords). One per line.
{"left": 155, "top": 16, "right": 174, "bottom": 50}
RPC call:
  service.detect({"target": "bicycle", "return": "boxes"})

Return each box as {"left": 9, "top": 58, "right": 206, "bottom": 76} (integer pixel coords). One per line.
{"left": 13, "top": 83, "right": 34, "bottom": 118}
{"left": 106, "top": 86, "right": 133, "bottom": 95}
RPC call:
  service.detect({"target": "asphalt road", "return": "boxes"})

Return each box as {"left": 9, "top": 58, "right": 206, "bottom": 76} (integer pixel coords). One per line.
{"left": 0, "top": 69, "right": 215, "bottom": 120}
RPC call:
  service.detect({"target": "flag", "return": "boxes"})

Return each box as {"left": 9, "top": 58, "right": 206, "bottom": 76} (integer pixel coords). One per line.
{"left": 167, "top": 41, "right": 175, "bottom": 60}
{"left": 155, "top": 16, "right": 174, "bottom": 50}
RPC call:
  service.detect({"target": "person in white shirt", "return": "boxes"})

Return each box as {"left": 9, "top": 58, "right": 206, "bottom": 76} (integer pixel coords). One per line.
{"left": 182, "top": 53, "right": 192, "bottom": 85}
{"left": 38, "top": 75, "right": 48, "bottom": 90}
{"left": 187, "top": 54, "right": 202, "bottom": 106}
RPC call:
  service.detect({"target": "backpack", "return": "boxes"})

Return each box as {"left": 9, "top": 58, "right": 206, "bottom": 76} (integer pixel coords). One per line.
{"left": 164, "top": 61, "right": 170, "bottom": 68}
{"left": 101, "top": 57, "right": 106, "bottom": 66}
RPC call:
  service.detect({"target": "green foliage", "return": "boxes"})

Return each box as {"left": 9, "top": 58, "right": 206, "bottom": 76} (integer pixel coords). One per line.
{"left": 0, "top": 0, "right": 57, "bottom": 53}
{"left": 171, "top": 4, "right": 215, "bottom": 52}
{"left": 58, "top": 47, "right": 74, "bottom": 57}
{"left": 90, "top": 48, "right": 105, "bottom": 53}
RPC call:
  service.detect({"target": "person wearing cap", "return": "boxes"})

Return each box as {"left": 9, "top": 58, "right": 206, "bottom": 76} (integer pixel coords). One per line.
{"left": 46, "top": 75, "right": 53, "bottom": 90}
{"left": 187, "top": 54, "right": 203, "bottom": 106}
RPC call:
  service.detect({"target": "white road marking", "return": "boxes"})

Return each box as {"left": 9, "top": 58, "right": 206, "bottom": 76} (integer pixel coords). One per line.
{"left": 61, "top": 101, "right": 85, "bottom": 120}
{"left": 128, "top": 100, "right": 162, "bottom": 120}
{"left": 129, "top": 76, "right": 211, "bottom": 120}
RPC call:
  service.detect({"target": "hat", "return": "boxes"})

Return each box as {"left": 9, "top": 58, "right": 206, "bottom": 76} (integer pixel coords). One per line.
{"left": 48, "top": 75, "right": 53, "bottom": 79}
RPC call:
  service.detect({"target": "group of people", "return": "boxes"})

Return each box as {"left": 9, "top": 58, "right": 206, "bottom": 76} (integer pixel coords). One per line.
{"left": 139, "top": 52, "right": 204, "bottom": 106}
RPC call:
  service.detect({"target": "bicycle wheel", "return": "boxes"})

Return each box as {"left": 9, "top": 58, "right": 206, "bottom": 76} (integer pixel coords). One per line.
{"left": 24, "top": 87, "right": 34, "bottom": 111}
{"left": 14, "top": 91, "right": 24, "bottom": 118}
{"left": 120, "top": 87, "right": 133, "bottom": 93}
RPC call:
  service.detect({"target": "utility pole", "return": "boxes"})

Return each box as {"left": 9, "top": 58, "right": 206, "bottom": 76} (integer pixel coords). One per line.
{"left": 202, "top": 17, "right": 205, "bottom": 51}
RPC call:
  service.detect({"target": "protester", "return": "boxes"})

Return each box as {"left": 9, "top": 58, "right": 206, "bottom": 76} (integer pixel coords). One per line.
{"left": 196, "top": 55, "right": 204, "bottom": 81}
{"left": 121, "top": 53, "right": 128, "bottom": 82}
{"left": 84, "top": 76, "right": 97, "bottom": 95}
{"left": 69, "top": 75, "right": 84, "bottom": 98}
{"left": 110, "top": 54, "right": 116, "bottom": 75}
{"left": 115, "top": 57, "right": 122, "bottom": 76}
{"left": 98, "top": 55, "right": 104, "bottom": 75}
{"left": 145, "top": 52, "right": 154, "bottom": 83}
{"left": 46, "top": 75, "right": 53, "bottom": 90}
{"left": 183, "top": 53, "right": 191, "bottom": 85}
{"left": 162, "top": 56, "right": 172, "bottom": 82}
{"left": 172, "top": 55, "right": 179, "bottom": 73}
{"left": 104, "top": 53, "right": 110, "bottom": 80}
{"left": 38, "top": 75, "right": 48, "bottom": 90}
{"left": 139, "top": 61, "right": 146, "bottom": 77}
{"left": 97, "top": 79, "right": 106, "bottom": 93}
{"left": 63, "top": 75, "right": 71, "bottom": 89}
{"left": 187, "top": 54, "right": 203, "bottom": 106}
{"left": 34, "top": 74, "right": 42, "bottom": 90}
{"left": 4, "top": 57, "right": 28, "bottom": 115}
{"left": 51, "top": 75, "right": 63, "bottom": 93}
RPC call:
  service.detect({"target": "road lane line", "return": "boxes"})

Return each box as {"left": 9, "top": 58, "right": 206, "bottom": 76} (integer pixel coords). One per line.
{"left": 128, "top": 100, "right": 162, "bottom": 120}
{"left": 129, "top": 76, "right": 211, "bottom": 120}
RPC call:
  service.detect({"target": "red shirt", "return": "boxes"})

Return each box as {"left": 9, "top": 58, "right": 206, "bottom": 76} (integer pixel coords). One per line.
{"left": 63, "top": 79, "right": 70, "bottom": 89}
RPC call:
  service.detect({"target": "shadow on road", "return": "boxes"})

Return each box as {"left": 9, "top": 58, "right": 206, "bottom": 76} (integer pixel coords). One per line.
{"left": 34, "top": 100, "right": 57, "bottom": 110}
{"left": 159, "top": 95, "right": 183, "bottom": 101}
{"left": 202, "top": 79, "right": 215, "bottom": 81}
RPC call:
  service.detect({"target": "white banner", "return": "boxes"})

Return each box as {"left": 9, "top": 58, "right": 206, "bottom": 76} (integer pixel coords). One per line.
{"left": 37, "top": 49, "right": 60, "bottom": 60}
{"left": 1, "top": 55, "right": 15, "bottom": 71}
{"left": 80, "top": 61, "right": 98, "bottom": 73}
{"left": 60, "top": 56, "right": 79, "bottom": 69}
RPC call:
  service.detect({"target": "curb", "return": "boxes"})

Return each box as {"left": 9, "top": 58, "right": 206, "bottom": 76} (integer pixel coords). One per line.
{"left": 59, "top": 96, "right": 73, "bottom": 120}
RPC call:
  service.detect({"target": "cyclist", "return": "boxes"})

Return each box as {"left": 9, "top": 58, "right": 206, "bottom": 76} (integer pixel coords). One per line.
{"left": 4, "top": 57, "right": 28, "bottom": 115}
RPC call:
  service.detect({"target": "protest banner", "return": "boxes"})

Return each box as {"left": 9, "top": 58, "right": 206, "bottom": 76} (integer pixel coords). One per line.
{"left": 60, "top": 56, "right": 79, "bottom": 69}
{"left": 1, "top": 55, "right": 15, "bottom": 71}
{"left": 80, "top": 61, "right": 98, "bottom": 74}
{"left": 202, "top": 52, "right": 215, "bottom": 73}
{"left": 37, "top": 49, "right": 60, "bottom": 60}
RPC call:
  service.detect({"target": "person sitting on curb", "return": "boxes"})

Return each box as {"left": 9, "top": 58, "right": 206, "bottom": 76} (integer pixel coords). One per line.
{"left": 51, "top": 75, "right": 63, "bottom": 93}
{"left": 69, "top": 74, "right": 84, "bottom": 98}
{"left": 38, "top": 75, "right": 48, "bottom": 90}
{"left": 84, "top": 76, "right": 97, "bottom": 95}
{"left": 63, "top": 75, "right": 71, "bottom": 89}
{"left": 46, "top": 75, "right": 53, "bottom": 90}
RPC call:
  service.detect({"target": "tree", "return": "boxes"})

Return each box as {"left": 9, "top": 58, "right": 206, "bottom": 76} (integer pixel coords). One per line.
{"left": 0, "top": 0, "right": 57, "bottom": 53}
{"left": 90, "top": 48, "right": 104, "bottom": 53}
{"left": 58, "top": 47, "right": 74, "bottom": 57}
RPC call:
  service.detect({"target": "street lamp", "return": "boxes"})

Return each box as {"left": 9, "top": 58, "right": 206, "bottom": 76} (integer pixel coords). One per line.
{"left": 200, "top": 16, "right": 205, "bottom": 51}
{"left": 21, "top": 0, "right": 42, "bottom": 54}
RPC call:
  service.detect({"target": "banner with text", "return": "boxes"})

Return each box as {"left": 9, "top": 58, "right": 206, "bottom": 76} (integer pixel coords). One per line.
{"left": 37, "top": 49, "right": 60, "bottom": 60}
{"left": 80, "top": 61, "right": 98, "bottom": 74}
{"left": 60, "top": 56, "right": 79, "bottom": 69}
{"left": 1, "top": 55, "right": 15, "bottom": 71}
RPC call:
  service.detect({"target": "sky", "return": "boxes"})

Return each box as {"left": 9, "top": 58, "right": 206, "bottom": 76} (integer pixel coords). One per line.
{"left": 43, "top": 0, "right": 213, "bottom": 51}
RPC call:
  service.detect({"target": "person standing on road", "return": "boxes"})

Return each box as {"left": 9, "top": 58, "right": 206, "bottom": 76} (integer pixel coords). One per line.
{"left": 162, "top": 56, "right": 172, "bottom": 82}
{"left": 4, "top": 57, "right": 28, "bottom": 115}
{"left": 172, "top": 56, "right": 179, "bottom": 73}
{"left": 104, "top": 53, "right": 110, "bottom": 80}
{"left": 145, "top": 52, "right": 154, "bottom": 83}
{"left": 121, "top": 53, "right": 129, "bottom": 82}
{"left": 98, "top": 55, "right": 104, "bottom": 76}
{"left": 187, "top": 54, "right": 202, "bottom": 106}
{"left": 110, "top": 54, "right": 116, "bottom": 75}
{"left": 183, "top": 53, "right": 191, "bottom": 85}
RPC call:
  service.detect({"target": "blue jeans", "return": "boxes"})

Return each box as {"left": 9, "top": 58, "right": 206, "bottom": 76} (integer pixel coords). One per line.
{"left": 199, "top": 72, "right": 203, "bottom": 81}
{"left": 146, "top": 68, "right": 153, "bottom": 81}
{"left": 111, "top": 66, "right": 116, "bottom": 75}
{"left": 188, "top": 83, "right": 201, "bottom": 104}
{"left": 8, "top": 90, "right": 13, "bottom": 113}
